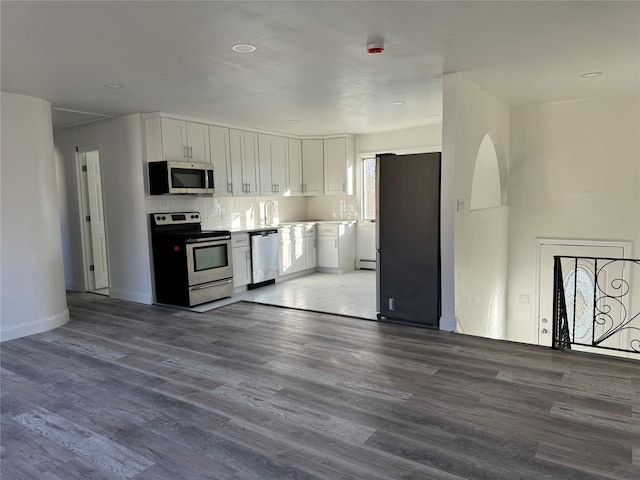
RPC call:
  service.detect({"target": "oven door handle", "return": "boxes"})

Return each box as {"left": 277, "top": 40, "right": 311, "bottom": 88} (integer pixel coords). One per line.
{"left": 186, "top": 235, "right": 231, "bottom": 244}
{"left": 190, "top": 278, "right": 233, "bottom": 291}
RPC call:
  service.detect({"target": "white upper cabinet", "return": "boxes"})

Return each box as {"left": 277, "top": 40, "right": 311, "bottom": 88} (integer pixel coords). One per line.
{"left": 259, "top": 134, "right": 289, "bottom": 196}
{"left": 288, "top": 138, "right": 303, "bottom": 196}
{"left": 144, "top": 115, "right": 211, "bottom": 164}
{"left": 209, "top": 125, "right": 232, "bottom": 196}
{"left": 301, "top": 139, "right": 324, "bottom": 195}
{"left": 324, "top": 136, "right": 354, "bottom": 195}
{"left": 185, "top": 122, "right": 211, "bottom": 163}
{"left": 159, "top": 118, "right": 187, "bottom": 160}
{"left": 271, "top": 136, "right": 288, "bottom": 195}
{"left": 229, "top": 129, "right": 260, "bottom": 195}
{"left": 144, "top": 113, "right": 355, "bottom": 199}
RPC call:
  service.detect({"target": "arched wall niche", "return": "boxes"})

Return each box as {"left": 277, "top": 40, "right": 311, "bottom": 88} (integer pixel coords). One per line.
{"left": 470, "top": 133, "right": 507, "bottom": 210}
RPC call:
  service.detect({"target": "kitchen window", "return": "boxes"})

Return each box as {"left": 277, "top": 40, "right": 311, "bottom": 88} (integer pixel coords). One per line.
{"left": 362, "top": 157, "right": 376, "bottom": 220}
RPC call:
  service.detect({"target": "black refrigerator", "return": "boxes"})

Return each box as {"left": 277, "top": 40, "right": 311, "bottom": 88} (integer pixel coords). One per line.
{"left": 376, "top": 152, "right": 441, "bottom": 328}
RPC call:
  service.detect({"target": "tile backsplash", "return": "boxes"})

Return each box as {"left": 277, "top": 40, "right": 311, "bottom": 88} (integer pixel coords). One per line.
{"left": 146, "top": 194, "right": 361, "bottom": 229}
{"left": 145, "top": 195, "right": 308, "bottom": 230}
{"left": 307, "top": 196, "right": 359, "bottom": 221}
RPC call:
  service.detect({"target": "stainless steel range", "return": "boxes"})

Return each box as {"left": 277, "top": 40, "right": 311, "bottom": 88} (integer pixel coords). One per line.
{"left": 150, "top": 212, "right": 233, "bottom": 307}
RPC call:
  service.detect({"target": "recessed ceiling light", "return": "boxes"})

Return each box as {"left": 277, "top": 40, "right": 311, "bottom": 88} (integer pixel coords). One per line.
{"left": 232, "top": 44, "right": 256, "bottom": 53}
{"left": 581, "top": 71, "right": 602, "bottom": 78}
{"left": 288, "top": 119, "right": 300, "bottom": 123}
{"left": 104, "top": 83, "right": 124, "bottom": 89}
{"left": 391, "top": 101, "right": 405, "bottom": 105}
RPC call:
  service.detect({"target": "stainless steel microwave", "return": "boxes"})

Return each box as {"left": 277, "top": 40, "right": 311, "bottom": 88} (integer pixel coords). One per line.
{"left": 148, "top": 161, "right": 214, "bottom": 195}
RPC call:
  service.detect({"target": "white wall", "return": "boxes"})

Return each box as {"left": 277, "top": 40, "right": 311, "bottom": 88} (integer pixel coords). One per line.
{"left": 443, "top": 73, "right": 511, "bottom": 338}
{"left": 54, "top": 115, "right": 153, "bottom": 304}
{"left": 507, "top": 94, "right": 640, "bottom": 343}
{"left": 1, "top": 92, "right": 70, "bottom": 341}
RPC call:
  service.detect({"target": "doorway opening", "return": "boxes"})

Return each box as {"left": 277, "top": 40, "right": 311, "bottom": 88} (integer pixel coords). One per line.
{"left": 76, "top": 146, "right": 110, "bottom": 296}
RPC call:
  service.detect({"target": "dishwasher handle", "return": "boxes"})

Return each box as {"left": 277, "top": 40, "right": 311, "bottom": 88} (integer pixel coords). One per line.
{"left": 251, "top": 229, "right": 278, "bottom": 237}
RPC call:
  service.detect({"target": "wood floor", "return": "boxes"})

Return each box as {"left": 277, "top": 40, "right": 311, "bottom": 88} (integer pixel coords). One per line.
{"left": 2, "top": 293, "right": 639, "bottom": 480}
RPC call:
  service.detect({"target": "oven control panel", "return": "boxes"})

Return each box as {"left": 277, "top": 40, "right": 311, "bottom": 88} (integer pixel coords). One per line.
{"left": 152, "top": 212, "right": 200, "bottom": 226}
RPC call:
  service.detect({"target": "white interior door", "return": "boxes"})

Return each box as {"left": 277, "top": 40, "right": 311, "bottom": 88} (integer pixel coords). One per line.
{"left": 85, "top": 151, "right": 109, "bottom": 290}
{"left": 538, "top": 241, "right": 628, "bottom": 353}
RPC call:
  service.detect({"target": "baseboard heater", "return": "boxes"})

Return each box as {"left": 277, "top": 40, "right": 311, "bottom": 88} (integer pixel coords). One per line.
{"left": 356, "top": 258, "right": 377, "bottom": 270}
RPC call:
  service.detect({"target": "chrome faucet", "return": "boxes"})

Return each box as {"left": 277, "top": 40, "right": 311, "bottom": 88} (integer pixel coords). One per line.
{"left": 263, "top": 200, "right": 276, "bottom": 225}
{"left": 249, "top": 203, "right": 260, "bottom": 225}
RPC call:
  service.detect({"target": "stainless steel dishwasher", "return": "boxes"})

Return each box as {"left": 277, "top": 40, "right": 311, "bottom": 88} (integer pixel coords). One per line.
{"left": 249, "top": 229, "right": 279, "bottom": 289}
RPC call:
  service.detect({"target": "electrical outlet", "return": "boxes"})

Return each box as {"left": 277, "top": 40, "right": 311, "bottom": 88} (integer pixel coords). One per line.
{"left": 519, "top": 294, "right": 530, "bottom": 305}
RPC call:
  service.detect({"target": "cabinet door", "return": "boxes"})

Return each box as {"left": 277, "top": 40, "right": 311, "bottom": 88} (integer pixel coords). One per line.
{"left": 161, "top": 118, "right": 188, "bottom": 160}
{"left": 324, "top": 137, "right": 347, "bottom": 195}
{"left": 279, "top": 238, "right": 293, "bottom": 276}
{"left": 258, "top": 134, "right": 274, "bottom": 196}
{"left": 209, "top": 126, "right": 232, "bottom": 196}
{"left": 305, "top": 236, "right": 317, "bottom": 269}
{"left": 243, "top": 131, "right": 260, "bottom": 195}
{"left": 229, "top": 129, "right": 244, "bottom": 195}
{"left": 288, "top": 138, "right": 303, "bottom": 196}
{"left": 301, "top": 139, "right": 324, "bottom": 195}
{"left": 186, "top": 122, "right": 211, "bottom": 163}
{"left": 229, "top": 129, "right": 259, "bottom": 195}
{"left": 232, "top": 246, "right": 251, "bottom": 287}
{"left": 317, "top": 236, "right": 339, "bottom": 268}
{"left": 291, "top": 238, "right": 305, "bottom": 273}
{"left": 271, "top": 136, "right": 288, "bottom": 196}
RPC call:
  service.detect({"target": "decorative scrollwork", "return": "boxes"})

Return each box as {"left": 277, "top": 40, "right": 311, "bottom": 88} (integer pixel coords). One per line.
{"left": 553, "top": 256, "right": 640, "bottom": 355}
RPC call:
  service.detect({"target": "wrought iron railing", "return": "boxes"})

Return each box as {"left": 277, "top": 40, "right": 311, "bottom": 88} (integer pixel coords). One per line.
{"left": 552, "top": 255, "right": 640, "bottom": 353}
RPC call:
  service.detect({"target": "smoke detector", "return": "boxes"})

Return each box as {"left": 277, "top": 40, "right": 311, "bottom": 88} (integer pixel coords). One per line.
{"left": 367, "top": 43, "right": 384, "bottom": 55}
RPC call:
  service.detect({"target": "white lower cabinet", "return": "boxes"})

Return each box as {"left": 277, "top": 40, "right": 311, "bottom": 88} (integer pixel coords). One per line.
{"left": 279, "top": 223, "right": 317, "bottom": 277}
{"left": 279, "top": 228, "right": 293, "bottom": 276}
{"left": 317, "top": 236, "right": 340, "bottom": 268}
{"left": 316, "top": 222, "right": 356, "bottom": 272}
{"left": 231, "top": 233, "right": 251, "bottom": 288}
{"left": 304, "top": 224, "right": 317, "bottom": 269}
{"left": 291, "top": 236, "right": 305, "bottom": 273}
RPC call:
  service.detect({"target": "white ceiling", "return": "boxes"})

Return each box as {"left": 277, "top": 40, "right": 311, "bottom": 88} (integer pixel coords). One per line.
{"left": 2, "top": 1, "right": 638, "bottom": 135}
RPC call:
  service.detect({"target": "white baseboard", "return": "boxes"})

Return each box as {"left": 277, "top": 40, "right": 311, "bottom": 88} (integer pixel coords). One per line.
{"left": 109, "top": 288, "right": 153, "bottom": 305}
{"left": 0, "top": 308, "right": 70, "bottom": 342}
{"left": 439, "top": 315, "right": 457, "bottom": 332}
{"left": 316, "top": 266, "right": 355, "bottom": 274}
{"left": 356, "top": 259, "right": 377, "bottom": 270}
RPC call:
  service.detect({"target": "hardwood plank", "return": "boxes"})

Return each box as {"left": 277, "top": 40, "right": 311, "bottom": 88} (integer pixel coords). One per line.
{"left": 2, "top": 294, "right": 639, "bottom": 479}
{"left": 13, "top": 407, "right": 154, "bottom": 478}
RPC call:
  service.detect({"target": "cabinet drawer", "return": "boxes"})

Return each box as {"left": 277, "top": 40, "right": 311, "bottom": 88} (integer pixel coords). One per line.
{"left": 231, "top": 233, "right": 250, "bottom": 248}
{"left": 304, "top": 224, "right": 316, "bottom": 236}
{"left": 317, "top": 224, "right": 339, "bottom": 236}
{"left": 278, "top": 226, "right": 292, "bottom": 240}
